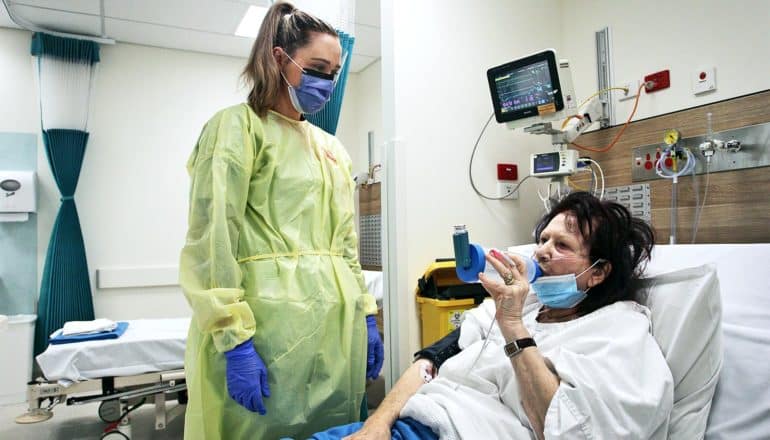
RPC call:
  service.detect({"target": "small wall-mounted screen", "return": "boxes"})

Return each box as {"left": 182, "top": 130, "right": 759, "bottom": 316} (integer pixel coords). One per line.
{"left": 533, "top": 152, "right": 560, "bottom": 174}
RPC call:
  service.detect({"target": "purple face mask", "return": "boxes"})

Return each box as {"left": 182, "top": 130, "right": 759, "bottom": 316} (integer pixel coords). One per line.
{"left": 281, "top": 50, "right": 336, "bottom": 114}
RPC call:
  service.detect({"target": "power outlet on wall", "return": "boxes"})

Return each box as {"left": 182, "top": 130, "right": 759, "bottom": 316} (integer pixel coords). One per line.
{"left": 497, "top": 181, "right": 518, "bottom": 200}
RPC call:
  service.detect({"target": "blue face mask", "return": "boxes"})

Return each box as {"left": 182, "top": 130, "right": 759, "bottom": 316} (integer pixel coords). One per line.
{"left": 531, "top": 259, "right": 604, "bottom": 309}
{"left": 281, "top": 50, "right": 336, "bottom": 115}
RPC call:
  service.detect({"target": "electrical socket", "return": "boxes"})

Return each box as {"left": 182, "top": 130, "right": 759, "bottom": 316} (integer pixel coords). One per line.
{"left": 618, "top": 79, "right": 641, "bottom": 101}
{"left": 497, "top": 181, "right": 518, "bottom": 200}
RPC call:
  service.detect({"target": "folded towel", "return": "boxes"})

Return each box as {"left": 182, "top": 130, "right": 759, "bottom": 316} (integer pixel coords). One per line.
{"left": 50, "top": 322, "right": 129, "bottom": 345}
{"left": 62, "top": 318, "right": 117, "bottom": 336}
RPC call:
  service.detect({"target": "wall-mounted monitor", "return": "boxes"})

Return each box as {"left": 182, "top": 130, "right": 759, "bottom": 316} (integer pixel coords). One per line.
{"left": 487, "top": 49, "right": 575, "bottom": 130}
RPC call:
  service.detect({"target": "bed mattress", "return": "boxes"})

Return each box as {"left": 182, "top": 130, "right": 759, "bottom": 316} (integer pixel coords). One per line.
{"left": 36, "top": 318, "right": 190, "bottom": 382}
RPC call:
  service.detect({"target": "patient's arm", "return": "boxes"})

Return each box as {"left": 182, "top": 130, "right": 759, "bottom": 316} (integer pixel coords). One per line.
{"left": 344, "top": 329, "right": 460, "bottom": 438}
{"left": 343, "top": 360, "right": 433, "bottom": 440}
{"left": 502, "top": 323, "right": 560, "bottom": 440}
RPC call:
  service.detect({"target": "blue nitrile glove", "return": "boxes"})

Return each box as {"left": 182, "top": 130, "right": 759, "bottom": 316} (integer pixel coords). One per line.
{"left": 366, "top": 315, "right": 384, "bottom": 380}
{"left": 224, "top": 340, "right": 271, "bottom": 414}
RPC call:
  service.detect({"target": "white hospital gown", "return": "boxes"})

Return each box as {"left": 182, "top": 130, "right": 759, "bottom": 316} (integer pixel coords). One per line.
{"left": 401, "top": 298, "right": 674, "bottom": 439}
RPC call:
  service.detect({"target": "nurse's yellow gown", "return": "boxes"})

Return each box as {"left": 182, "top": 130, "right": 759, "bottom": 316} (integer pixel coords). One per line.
{"left": 180, "top": 103, "right": 378, "bottom": 439}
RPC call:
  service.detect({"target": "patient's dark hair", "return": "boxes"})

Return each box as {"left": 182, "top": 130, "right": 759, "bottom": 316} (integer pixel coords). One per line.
{"left": 533, "top": 191, "right": 655, "bottom": 315}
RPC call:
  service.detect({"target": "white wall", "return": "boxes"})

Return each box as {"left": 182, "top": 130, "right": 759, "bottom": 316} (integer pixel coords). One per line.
{"left": 0, "top": 27, "right": 248, "bottom": 320}
{"left": 561, "top": 0, "right": 770, "bottom": 125}
{"left": 383, "top": 0, "right": 564, "bottom": 372}
{"left": 338, "top": 59, "right": 384, "bottom": 180}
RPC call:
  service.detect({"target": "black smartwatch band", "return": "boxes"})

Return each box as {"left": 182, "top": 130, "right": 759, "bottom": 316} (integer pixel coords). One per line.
{"left": 504, "top": 337, "right": 536, "bottom": 358}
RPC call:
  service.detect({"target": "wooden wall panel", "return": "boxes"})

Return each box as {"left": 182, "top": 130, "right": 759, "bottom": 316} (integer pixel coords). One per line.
{"left": 358, "top": 182, "right": 381, "bottom": 216}
{"left": 359, "top": 182, "right": 382, "bottom": 270}
{"left": 571, "top": 90, "right": 770, "bottom": 244}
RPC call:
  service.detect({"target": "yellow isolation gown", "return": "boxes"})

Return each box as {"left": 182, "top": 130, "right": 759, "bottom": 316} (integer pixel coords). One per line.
{"left": 180, "top": 103, "right": 378, "bottom": 439}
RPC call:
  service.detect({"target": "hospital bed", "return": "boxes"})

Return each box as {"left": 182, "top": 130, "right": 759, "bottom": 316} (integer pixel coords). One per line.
{"left": 506, "top": 242, "right": 770, "bottom": 439}
{"left": 17, "top": 318, "right": 189, "bottom": 439}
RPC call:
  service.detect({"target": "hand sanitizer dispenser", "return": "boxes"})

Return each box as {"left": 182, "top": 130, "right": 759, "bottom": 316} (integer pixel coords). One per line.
{"left": 0, "top": 171, "right": 37, "bottom": 222}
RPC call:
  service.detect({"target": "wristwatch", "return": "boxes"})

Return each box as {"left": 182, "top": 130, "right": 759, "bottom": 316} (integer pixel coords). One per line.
{"left": 504, "top": 337, "right": 536, "bottom": 358}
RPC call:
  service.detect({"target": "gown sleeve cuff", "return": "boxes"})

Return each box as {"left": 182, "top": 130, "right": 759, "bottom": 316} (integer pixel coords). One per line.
{"left": 363, "top": 293, "right": 378, "bottom": 315}
{"left": 188, "top": 288, "right": 256, "bottom": 353}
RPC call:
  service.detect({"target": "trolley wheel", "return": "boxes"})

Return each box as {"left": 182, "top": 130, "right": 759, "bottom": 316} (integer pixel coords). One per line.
{"left": 98, "top": 400, "right": 122, "bottom": 423}
{"left": 100, "top": 431, "right": 129, "bottom": 440}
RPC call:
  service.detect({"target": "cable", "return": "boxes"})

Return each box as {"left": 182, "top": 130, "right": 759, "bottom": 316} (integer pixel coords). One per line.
{"left": 103, "top": 398, "right": 146, "bottom": 435}
{"left": 578, "top": 158, "right": 605, "bottom": 199}
{"left": 577, "top": 86, "right": 632, "bottom": 110}
{"left": 538, "top": 187, "right": 551, "bottom": 211}
{"left": 560, "top": 86, "right": 630, "bottom": 130}
{"left": 570, "top": 82, "right": 648, "bottom": 153}
{"left": 691, "top": 163, "right": 711, "bottom": 243}
{"left": 566, "top": 175, "right": 588, "bottom": 191}
{"left": 468, "top": 112, "right": 532, "bottom": 200}
{"left": 655, "top": 147, "right": 697, "bottom": 183}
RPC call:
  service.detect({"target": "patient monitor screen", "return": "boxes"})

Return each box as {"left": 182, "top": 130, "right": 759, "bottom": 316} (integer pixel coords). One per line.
{"left": 495, "top": 61, "right": 554, "bottom": 114}
{"left": 487, "top": 50, "right": 564, "bottom": 124}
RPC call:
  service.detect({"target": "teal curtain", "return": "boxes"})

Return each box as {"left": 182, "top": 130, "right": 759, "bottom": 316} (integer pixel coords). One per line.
{"left": 306, "top": 30, "right": 354, "bottom": 135}
{"left": 31, "top": 33, "right": 100, "bottom": 356}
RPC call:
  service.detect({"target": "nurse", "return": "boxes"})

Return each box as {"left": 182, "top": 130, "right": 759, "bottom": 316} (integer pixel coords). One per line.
{"left": 179, "top": 2, "right": 382, "bottom": 438}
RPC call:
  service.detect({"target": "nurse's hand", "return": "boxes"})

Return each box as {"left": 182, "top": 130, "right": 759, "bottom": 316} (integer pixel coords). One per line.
{"left": 479, "top": 250, "right": 530, "bottom": 330}
{"left": 366, "top": 315, "right": 384, "bottom": 380}
{"left": 224, "top": 340, "right": 271, "bottom": 414}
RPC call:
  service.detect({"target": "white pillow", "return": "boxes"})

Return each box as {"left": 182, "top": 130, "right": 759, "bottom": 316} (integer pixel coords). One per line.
{"left": 637, "top": 264, "right": 722, "bottom": 440}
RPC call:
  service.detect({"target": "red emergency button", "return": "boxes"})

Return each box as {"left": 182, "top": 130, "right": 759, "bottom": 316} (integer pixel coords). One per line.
{"left": 644, "top": 161, "right": 653, "bottom": 170}
{"left": 699, "top": 71, "right": 707, "bottom": 80}
{"left": 664, "top": 157, "right": 674, "bottom": 168}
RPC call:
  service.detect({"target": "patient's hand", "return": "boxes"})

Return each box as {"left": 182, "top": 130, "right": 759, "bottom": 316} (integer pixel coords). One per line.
{"left": 342, "top": 422, "right": 390, "bottom": 440}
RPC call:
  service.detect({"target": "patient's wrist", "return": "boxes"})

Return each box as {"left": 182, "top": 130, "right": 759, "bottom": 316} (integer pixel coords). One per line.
{"left": 500, "top": 322, "right": 529, "bottom": 343}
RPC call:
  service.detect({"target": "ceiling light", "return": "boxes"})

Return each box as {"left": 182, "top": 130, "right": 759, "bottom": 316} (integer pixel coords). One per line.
{"left": 235, "top": 5, "right": 268, "bottom": 38}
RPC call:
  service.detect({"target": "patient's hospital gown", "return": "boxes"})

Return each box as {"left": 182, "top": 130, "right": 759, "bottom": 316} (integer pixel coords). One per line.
{"left": 180, "top": 104, "right": 378, "bottom": 439}
{"left": 401, "top": 299, "right": 674, "bottom": 439}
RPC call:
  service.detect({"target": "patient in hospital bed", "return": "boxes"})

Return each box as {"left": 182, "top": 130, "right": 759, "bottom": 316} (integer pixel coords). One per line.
{"left": 311, "top": 192, "right": 675, "bottom": 439}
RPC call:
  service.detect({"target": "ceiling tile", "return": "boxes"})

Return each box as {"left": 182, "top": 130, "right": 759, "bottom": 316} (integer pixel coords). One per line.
{"left": 11, "top": 0, "right": 102, "bottom": 15}
{"left": 0, "top": 3, "right": 18, "bottom": 28}
{"left": 105, "top": 17, "right": 252, "bottom": 59}
{"left": 9, "top": 4, "right": 101, "bottom": 36}
{"left": 105, "top": 0, "right": 247, "bottom": 35}
{"left": 1, "top": 0, "right": 383, "bottom": 69}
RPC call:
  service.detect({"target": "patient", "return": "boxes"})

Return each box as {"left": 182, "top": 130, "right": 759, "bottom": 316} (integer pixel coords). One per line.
{"left": 311, "top": 191, "right": 674, "bottom": 439}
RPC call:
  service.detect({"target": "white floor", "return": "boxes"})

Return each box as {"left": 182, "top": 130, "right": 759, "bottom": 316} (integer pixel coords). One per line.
{"left": 0, "top": 376, "right": 384, "bottom": 440}
{"left": 0, "top": 401, "right": 184, "bottom": 440}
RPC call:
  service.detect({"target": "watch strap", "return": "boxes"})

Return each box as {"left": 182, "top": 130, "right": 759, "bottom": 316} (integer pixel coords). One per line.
{"left": 504, "top": 337, "right": 536, "bottom": 358}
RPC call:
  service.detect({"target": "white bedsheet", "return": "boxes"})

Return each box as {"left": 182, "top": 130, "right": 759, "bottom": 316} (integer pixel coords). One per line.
{"left": 36, "top": 318, "right": 190, "bottom": 382}
{"left": 362, "top": 270, "right": 383, "bottom": 308}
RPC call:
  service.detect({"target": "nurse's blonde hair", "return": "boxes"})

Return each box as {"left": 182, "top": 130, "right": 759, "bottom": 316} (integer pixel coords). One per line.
{"left": 242, "top": 1, "right": 338, "bottom": 117}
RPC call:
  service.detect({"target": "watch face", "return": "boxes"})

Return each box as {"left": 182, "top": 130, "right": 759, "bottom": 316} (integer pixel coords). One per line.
{"left": 504, "top": 341, "right": 520, "bottom": 357}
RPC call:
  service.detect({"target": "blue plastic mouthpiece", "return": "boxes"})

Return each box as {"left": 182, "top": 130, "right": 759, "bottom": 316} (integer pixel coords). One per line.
{"left": 455, "top": 243, "right": 542, "bottom": 284}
